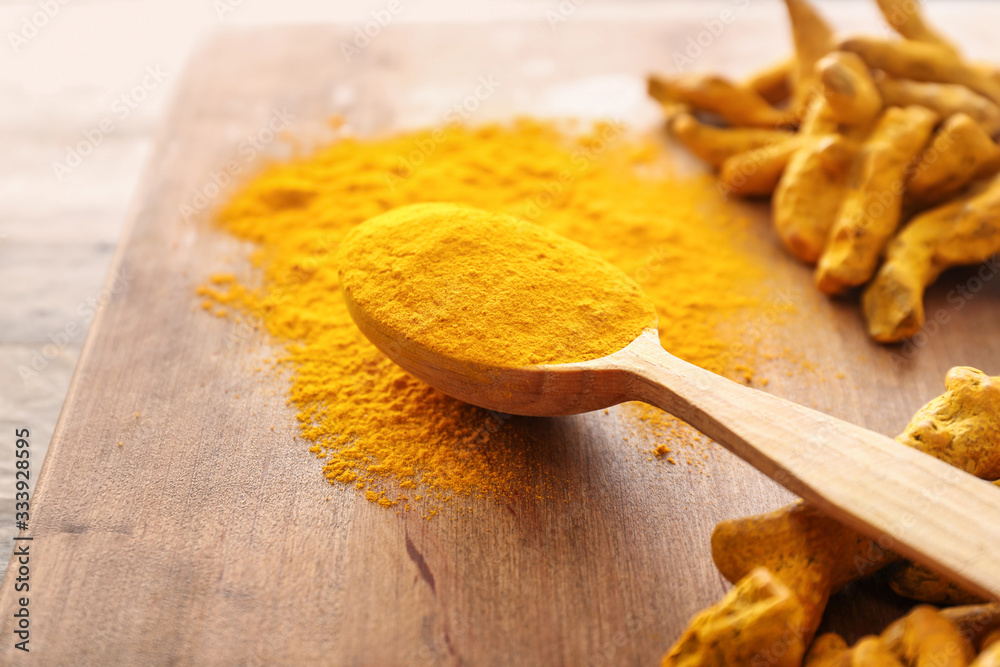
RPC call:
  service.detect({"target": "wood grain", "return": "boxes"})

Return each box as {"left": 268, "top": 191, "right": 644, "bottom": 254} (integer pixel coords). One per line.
{"left": 1, "top": 21, "right": 998, "bottom": 665}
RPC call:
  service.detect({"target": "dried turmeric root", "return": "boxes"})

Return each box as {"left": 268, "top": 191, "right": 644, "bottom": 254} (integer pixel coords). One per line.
{"left": 874, "top": 0, "right": 958, "bottom": 54}
{"left": 745, "top": 57, "right": 794, "bottom": 106}
{"left": 668, "top": 112, "right": 794, "bottom": 168}
{"left": 711, "top": 500, "right": 887, "bottom": 646}
{"left": 805, "top": 635, "right": 905, "bottom": 667}
{"left": 773, "top": 100, "right": 855, "bottom": 262}
{"left": 897, "top": 367, "right": 1000, "bottom": 477}
{"left": 908, "top": 113, "right": 1000, "bottom": 205}
{"left": 974, "top": 643, "right": 1000, "bottom": 667}
{"left": 887, "top": 557, "right": 991, "bottom": 606}
{"left": 876, "top": 77, "right": 1000, "bottom": 137}
{"left": 810, "top": 606, "right": 976, "bottom": 667}
{"left": 649, "top": 72, "right": 795, "bottom": 128}
{"left": 943, "top": 603, "right": 1000, "bottom": 651}
{"left": 881, "top": 605, "right": 976, "bottom": 666}
{"left": 976, "top": 62, "right": 1000, "bottom": 89}
{"left": 888, "top": 480, "right": 1000, "bottom": 606}
{"left": 881, "top": 375, "right": 1000, "bottom": 605}
{"left": 661, "top": 568, "right": 807, "bottom": 667}
{"left": 648, "top": 74, "right": 675, "bottom": 105}
{"left": 647, "top": 0, "right": 1000, "bottom": 344}
{"left": 861, "top": 196, "right": 968, "bottom": 341}
{"left": 862, "top": 174, "right": 1000, "bottom": 342}
{"left": 816, "top": 105, "right": 938, "bottom": 295}
{"left": 695, "top": 367, "right": 1000, "bottom": 661}
{"left": 817, "top": 52, "right": 882, "bottom": 127}
{"left": 840, "top": 36, "right": 1000, "bottom": 106}
{"left": 719, "top": 137, "right": 802, "bottom": 197}
{"left": 784, "top": 0, "right": 837, "bottom": 117}
{"left": 804, "top": 634, "right": 850, "bottom": 667}
{"left": 648, "top": 79, "right": 686, "bottom": 109}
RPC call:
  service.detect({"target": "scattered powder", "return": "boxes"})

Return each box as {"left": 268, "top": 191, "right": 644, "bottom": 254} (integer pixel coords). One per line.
{"left": 628, "top": 403, "right": 722, "bottom": 469}
{"left": 200, "top": 119, "right": 778, "bottom": 511}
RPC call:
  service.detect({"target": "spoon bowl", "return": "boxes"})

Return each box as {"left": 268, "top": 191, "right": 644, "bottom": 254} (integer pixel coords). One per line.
{"left": 343, "top": 290, "right": 647, "bottom": 416}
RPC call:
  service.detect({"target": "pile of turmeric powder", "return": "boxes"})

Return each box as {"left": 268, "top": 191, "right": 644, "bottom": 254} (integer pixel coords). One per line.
{"left": 337, "top": 202, "right": 656, "bottom": 367}
{"left": 199, "top": 119, "right": 777, "bottom": 511}
{"left": 649, "top": 0, "right": 1000, "bottom": 343}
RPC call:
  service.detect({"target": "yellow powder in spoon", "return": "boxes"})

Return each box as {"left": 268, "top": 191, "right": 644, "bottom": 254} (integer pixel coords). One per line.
{"left": 200, "top": 119, "right": 776, "bottom": 511}
{"left": 338, "top": 202, "right": 657, "bottom": 368}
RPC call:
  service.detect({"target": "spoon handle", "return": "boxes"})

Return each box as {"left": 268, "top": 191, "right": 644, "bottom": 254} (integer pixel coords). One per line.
{"left": 621, "top": 334, "right": 1000, "bottom": 601}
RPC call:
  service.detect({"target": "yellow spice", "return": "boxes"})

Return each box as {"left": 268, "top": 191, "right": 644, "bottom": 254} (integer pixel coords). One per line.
{"left": 203, "top": 119, "right": 773, "bottom": 510}
{"left": 338, "top": 203, "right": 657, "bottom": 367}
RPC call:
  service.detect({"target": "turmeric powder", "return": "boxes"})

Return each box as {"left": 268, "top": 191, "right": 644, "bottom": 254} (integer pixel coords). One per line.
{"left": 202, "top": 120, "right": 776, "bottom": 510}
{"left": 337, "top": 203, "right": 656, "bottom": 367}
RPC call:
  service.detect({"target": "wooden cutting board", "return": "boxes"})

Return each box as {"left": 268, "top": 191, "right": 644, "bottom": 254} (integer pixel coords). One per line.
{"left": 3, "top": 20, "right": 1000, "bottom": 666}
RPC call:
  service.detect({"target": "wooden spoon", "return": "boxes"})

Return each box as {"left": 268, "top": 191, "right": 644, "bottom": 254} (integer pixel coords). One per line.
{"left": 341, "top": 222, "right": 1000, "bottom": 602}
